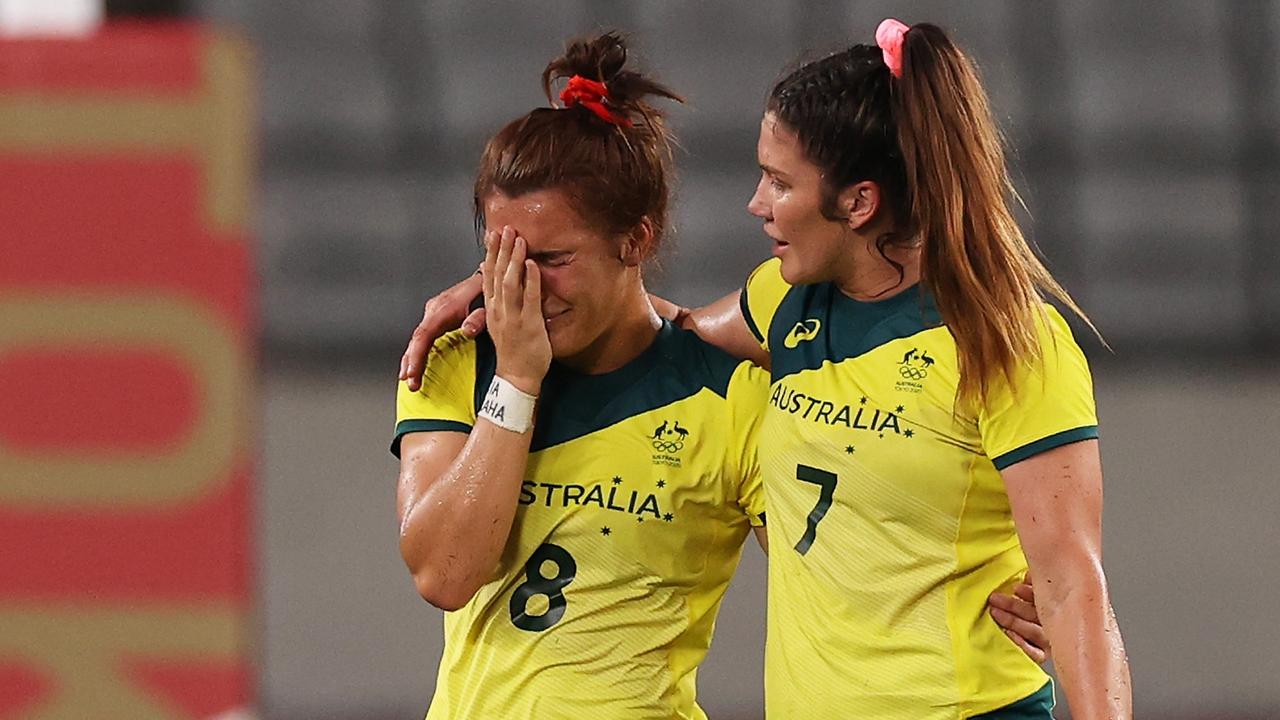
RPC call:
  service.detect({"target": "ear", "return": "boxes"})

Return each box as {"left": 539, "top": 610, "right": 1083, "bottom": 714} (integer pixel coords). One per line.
{"left": 619, "top": 217, "right": 656, "bottom": 266}
{"left": 836, "top": 180, "right": 882, "bottom": 231}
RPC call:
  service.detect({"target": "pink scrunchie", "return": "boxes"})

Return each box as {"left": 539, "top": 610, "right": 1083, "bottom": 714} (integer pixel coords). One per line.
{"left": 875, "top": 18, "right": 910, "bottom": 77}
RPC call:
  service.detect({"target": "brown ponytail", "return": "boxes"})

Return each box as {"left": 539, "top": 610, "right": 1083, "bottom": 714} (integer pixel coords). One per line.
{"left": 894, "top": 23, "right": 1098, "bottom": 406}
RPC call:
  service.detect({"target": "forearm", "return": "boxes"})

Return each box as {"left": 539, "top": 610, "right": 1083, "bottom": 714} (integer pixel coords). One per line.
{"left": 1035, "top": 559, "right": 1132, "bottom": 719}
{"left": 399, "top": 422, "right": 531, "bottom": 608}
{"left": 1002, "top": 442, "right": 1130, "bottom": 717}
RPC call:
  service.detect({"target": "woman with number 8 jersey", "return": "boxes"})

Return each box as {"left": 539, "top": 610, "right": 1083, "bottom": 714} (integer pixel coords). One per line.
{"left": 391, "top": 34, "right": 771, "bottom": 719}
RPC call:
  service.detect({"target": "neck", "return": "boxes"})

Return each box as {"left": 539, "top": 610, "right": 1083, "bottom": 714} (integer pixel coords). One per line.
{"left": 833, "top": 229, "right": 922, "bottom": 301}
{"left": 558, "top": 282, "right": 662, "bottom": 375}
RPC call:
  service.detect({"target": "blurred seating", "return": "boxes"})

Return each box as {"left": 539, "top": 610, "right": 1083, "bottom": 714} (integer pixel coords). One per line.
{"left": 191, "top": 0, "right": 1275, "bottom": 360}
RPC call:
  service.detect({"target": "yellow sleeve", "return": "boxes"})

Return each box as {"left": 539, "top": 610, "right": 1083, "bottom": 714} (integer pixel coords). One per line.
{"left": 740, "top": 258, "right": 791, "bottom": 352}
{"left": 727, "top": 361, "right": 769, "bottom": 526}
{"left": 391, "top": 330, "right": 479, "bottom": 457}
{"left": 979, "top": 306, "right": 1099, "bottom": 470}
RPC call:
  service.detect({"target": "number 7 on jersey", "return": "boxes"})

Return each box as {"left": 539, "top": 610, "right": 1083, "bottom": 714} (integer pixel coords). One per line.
{"left": 793, "top": 464, "right": 838, "bottom": 554}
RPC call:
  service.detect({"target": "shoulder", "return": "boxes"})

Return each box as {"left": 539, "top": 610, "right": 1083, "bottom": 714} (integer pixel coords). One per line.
{"left": 427, "top": 329, "right": 490, "bottom": 364}
{"left": 744, "top": 257, "right": 787, "bottom": 291}
{"left": 1026, "top": 303, "right": 1092, "bottom": 374}
{"left": 420, "top": 330, "right": 498, "bottom": 392}
{"left": 393, "top": 330, "right": 487, "bottom": 457}
{"left": 741, "top": 258, "right": 794, "bottom": 349}
{"left": 400, "top": 329, "right": 493, "bottom": 412}
{"left": 655, "top": 323, "right": 757, "bottom": 399}
{"left": 1038, "top": 303, "right": 1082, "bottom": 342}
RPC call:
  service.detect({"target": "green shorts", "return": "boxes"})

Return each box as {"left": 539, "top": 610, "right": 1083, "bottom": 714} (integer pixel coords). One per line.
{"left": 972, "top": 681, "right": 1055, "bottom": 719}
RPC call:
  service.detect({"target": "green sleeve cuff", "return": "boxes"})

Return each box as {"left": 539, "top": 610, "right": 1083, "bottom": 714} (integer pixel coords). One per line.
{"left": 740, "top": 286, "right": 764, "bottom": 345}
{"left": 390, "top": 419, "right": 472, "bottom": 458}
{"left": 991, "top": 425, "right": 1098, "bottom": 470}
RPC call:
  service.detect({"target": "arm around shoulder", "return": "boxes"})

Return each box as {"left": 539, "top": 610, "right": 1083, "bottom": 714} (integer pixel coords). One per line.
{"left": 681, "top": 290, "right": 770, "bottom": 368}
{"left": 650, "top": 257, "right": 788, "bottom": 368}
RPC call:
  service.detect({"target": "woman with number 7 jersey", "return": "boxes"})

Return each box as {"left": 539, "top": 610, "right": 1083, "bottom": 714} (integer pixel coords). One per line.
{"left": 393, "top": 32, "right": 1052, "bottom": 720}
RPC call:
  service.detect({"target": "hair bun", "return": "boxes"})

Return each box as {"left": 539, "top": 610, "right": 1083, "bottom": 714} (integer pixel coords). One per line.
{"left": 559, "top": 32, "right": 627, "bottom": 83}
{"left": 542, "top": 31, "right": 682, "bottom": 119}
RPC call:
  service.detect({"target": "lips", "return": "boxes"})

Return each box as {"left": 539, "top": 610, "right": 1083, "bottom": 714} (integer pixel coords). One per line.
{"left": 767, "top": 225, "right": 789, "bottom": 257}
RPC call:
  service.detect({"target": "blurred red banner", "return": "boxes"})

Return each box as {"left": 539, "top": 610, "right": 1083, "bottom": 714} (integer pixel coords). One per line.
{"left": 0, "top": 24, "right": 256, "bottom": 719}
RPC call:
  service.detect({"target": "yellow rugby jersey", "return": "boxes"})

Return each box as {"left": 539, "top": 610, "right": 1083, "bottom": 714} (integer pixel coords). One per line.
{"left": 742, "top": 258, "right": 1095, "bottom": 719}
{"left": 392, "top": 322, "right": 767, "bottom": 720}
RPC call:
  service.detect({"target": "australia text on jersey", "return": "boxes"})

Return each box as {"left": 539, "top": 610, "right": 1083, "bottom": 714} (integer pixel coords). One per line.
{"left": 769, "top": 383, "right": 915, "bottom": 439}
{"left": 519, "top": 477, "right": 668, "bottom": 520}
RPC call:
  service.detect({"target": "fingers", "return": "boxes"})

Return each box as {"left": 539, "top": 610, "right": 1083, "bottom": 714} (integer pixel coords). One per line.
{"left": 501, "top": 232, "right": 526, "bottom": 314}
{"left": 989, "top": 590, "right": 1041, "bottom": 627}
{"left": 401, "top": 329, "right": 428, "bottom": 390}
{"left": 523, "top": 259, "right": 541, "bottom": 313}
{"left": 1014, "top": 580, "right": 1035, "bottom": 605}
{"left": 492, "top": 226, "right": 518, "bottom": 312}
{"left": 1002, "top": 625, "right": 1047, "bottom": 665}
{"left": 989, "top": 603, "right": 1047, "bottom": 659}
{"left": 481, "top": 229, "right": 499, "bottom": 307}
{"left": 989, "top": 592, "right": 1050, "bottom": 663}
{"left": 400, "top": 299, "right": 439, "bottom": 389}
{"left": 461, "top": 307, "right": 487, "bottom": 337}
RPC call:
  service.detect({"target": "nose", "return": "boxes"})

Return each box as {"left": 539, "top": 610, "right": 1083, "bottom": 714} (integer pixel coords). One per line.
{"left": 747, "top": 175, "right": 771, "bottom": 219}
{"left": 537, "top": 273, "right": 561, "bottom": 310}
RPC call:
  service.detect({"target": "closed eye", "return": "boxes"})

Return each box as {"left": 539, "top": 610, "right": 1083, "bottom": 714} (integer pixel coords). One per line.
{"left": 531, "top": 251, "right": 573, "bottom": 267}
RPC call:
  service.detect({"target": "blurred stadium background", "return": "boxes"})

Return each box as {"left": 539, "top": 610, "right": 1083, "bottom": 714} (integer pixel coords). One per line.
{"left": 0, "top": 0, "right": 1277, "bottom": 718}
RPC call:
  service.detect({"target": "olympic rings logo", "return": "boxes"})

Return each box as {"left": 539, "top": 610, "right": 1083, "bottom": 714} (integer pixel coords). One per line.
{"left": 899, "top": 365, "right": 928, "bottom": 380}
{"left": 652, "top": 440, "right": 684, "bottom": 453}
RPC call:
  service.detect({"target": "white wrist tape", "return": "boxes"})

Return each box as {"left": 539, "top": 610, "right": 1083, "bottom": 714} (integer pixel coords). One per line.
{"left": 479, "top": 375, "right": 537, "bottom": 433}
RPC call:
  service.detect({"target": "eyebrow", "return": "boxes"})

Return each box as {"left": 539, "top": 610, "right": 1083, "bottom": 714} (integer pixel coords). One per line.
{"left": 759, "top": 163, "right": 790, "bottom": 180}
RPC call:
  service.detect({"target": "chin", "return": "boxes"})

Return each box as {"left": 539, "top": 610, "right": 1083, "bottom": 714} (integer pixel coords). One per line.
{"left": 777, "top": 256, "right": 811, "bottom": 285}
{"left": 780, "top": 253, "right": 837, "bottom": 287}
{"left": 546, "top": 328, "right": 582, "bottom": 361}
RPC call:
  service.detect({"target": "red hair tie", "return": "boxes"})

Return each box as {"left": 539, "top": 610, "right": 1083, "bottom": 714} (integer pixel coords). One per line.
{"left": 875, "top": 18, "right": 910, "bottom": 78}
{"left": 559, "top": 75, "right": 632, "bottom": 127}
